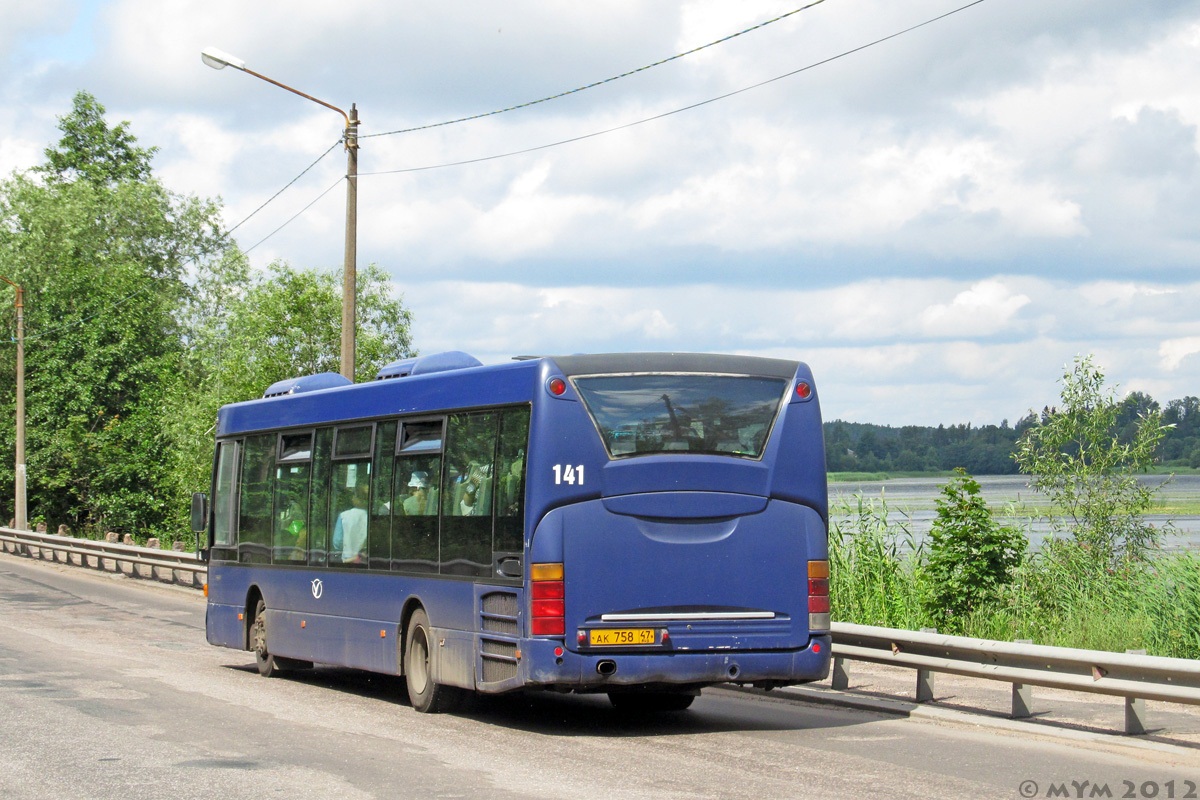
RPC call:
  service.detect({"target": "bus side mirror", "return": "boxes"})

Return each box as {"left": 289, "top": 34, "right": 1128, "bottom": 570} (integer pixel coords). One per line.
{"left": 191, "top": 492, "right": 209, "bottom": 534}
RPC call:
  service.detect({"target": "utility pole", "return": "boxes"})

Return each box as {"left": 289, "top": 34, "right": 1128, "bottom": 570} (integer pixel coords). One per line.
{"left": 0, "top": 276, "right": 25, "bottom": 530}
{"left": 341, "top": 103, "right": 359, "bottom": 381}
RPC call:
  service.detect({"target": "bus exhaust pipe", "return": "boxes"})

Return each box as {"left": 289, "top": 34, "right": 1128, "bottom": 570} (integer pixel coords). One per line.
{"left": 596, "top": 660, "right": 617, "bottom": 677}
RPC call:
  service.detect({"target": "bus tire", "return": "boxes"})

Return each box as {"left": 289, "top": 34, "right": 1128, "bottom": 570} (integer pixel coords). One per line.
{"left": 251, "top": 598, "right": 283, "bottom": 677}
{"left": 608, "top": 691, "right": 696, "bottom": 712}
{"left": 404, "top": 608, "right": 462, "bottom": 713}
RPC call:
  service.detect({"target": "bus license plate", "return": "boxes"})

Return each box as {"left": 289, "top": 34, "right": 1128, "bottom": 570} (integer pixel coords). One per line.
{"left": 589, "top": 628, "right": 657, "bottom": 647}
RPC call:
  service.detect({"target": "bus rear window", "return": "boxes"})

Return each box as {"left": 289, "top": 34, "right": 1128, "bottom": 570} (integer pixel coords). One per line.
{"left": 573, "top": 374, "right": 788, "bottom": 459}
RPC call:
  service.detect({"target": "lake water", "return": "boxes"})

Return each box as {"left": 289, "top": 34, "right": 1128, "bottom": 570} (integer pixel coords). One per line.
{"left": 829, "top": 473, "right": 1200, "bottom": 551}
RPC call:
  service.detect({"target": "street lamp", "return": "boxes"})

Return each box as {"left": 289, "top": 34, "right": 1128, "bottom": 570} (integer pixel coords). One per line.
{"left": 201, "top": 47, "right": 359, "bottom": 381}
{"left": 0, "top": 275, "right": 25, "bottom": 531}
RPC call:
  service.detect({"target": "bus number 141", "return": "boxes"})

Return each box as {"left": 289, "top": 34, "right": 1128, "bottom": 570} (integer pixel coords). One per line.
{"left": 552, "top": 464, "right": 585, "bottom": 486}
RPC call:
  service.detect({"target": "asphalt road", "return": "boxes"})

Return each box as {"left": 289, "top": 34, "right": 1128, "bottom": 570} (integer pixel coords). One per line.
{"left": 1, "top": 553, "right": 1196, "bottom": 800}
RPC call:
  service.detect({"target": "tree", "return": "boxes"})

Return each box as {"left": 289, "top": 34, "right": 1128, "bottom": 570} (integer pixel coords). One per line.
{"left": 0, "top": 91, "right": 418, "bottom": 541}
{"left": 192, "top": 260, "right": 413, "bottom": 401}
{"left": 159, "top": 260, "right": 415, "bottom": 536}
{"left": 921, "top": 469, "right": 1025, "bottom": 631}
{"left": 1014, "top": 355, "right": 1170, "bottom": 563}
{"left": 38, "top": 91, "right": 156, "bottom": 186}
{"left": 0, "top": 92, "right": 226, "bottom": 535}
{"left": 1161, "top": 397, "right": 1200, "bottom": 466}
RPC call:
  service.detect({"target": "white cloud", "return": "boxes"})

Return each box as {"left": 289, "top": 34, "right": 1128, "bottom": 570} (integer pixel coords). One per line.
{"left": 1160, "top": 337, "right": 1200, "bottom": 371}
{"left": 920, "top": 280, "right": 1031, "bottom": 337}
{"left": 465, "top": 162, "right": 618, "bottom": 260}
{"left": 4, "top": 0, "right": 1200, "bottom": 425}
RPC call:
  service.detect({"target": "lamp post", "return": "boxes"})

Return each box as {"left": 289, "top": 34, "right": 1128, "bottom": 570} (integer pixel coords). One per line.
{"left": 0, "top": 275, "right": 25, "bottom": 531}
{"left": 201, "top": 47, "right": 359, "bottom": 381}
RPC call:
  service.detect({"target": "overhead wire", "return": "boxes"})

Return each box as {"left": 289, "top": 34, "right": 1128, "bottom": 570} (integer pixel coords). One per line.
{"left": 210, "top": 3, "right": 835, "bottom": 256}
{"left": 236, "top": 0, "right": 986, "bottom": 250}
{"left": 219, "top": 4, "right": 838, "bottom": 252}
{"left": 358, "top": 0, "right": 987, "bottom": 179}
{"left": 223, "top": 138, "right": 343, "bottom": 237}
{"left": 361, "top": 0, "right": 830, "bottom": 140}
{"left": 242, "top": 176, "right": 345, "bottom": 255}
{"left": 194, "top": 0, "right": 908, "bottom": 250}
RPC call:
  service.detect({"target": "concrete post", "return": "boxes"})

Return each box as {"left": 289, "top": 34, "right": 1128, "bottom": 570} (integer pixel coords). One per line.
{"left": 1012, "top": 639, "right": 1033, "bottom": 718}
{"left": 831, "top": 655, "right": 849, "bottom": 690}
{"left": 916, "top": 628, "right": 937, "bottom": 702}
{"left": 1124, "top": 649, "right": 1148, "bottom": 735}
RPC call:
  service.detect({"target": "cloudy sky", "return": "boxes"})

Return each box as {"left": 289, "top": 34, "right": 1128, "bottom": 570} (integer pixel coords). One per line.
{"left": 2, "top": 0, "right": 1199, "bottom": 426}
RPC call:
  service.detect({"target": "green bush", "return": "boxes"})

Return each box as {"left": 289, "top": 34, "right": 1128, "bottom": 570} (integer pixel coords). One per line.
{"left": 921, "top": 469, "right": 1025, "bottom": 632}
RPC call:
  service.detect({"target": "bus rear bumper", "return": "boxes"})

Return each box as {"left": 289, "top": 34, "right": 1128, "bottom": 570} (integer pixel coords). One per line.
{"left": 517, "top": 634, "right": 832, "bottom": 691}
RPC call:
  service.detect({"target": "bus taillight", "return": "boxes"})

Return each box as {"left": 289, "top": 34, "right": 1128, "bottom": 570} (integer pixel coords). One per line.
{"left": 808, "top": 560, "right": 830, "bottom": 630}
{"left": 531, "top": 562, "right": 565, "bottom": 636}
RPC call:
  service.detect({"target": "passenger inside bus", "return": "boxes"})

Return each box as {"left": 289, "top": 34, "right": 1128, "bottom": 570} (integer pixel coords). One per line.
{"left": 403, "top": 471, "right": 430, "bottom": 516}
{"left": 336, "top": 483, "right": 369, "bottom": 564}
{"left": 275, "top": 495, "right": 308, "bottom": 562}
{"left": 455, "top": 462, "right": 492, "bottom": 516}
{"left": 499, "top": 457, "right": 523, "bottom": 516}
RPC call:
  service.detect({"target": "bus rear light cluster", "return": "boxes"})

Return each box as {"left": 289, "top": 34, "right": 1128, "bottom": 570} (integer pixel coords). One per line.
{"left": 530, "top": 562, "right": 565, "bottom": 636}
{"left": 808, "top": 559, "right": 831, "bottom": 630}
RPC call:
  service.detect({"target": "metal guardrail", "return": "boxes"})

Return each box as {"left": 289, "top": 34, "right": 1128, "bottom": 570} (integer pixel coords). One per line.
{"left": 830, "top": 621, "right": 1200, "bottom": 734}
{"left": 0, "top": 529, "right": 1193, "bottom": 734}
{"left": 0, "top": 527, "right": 205, "bottom": 588}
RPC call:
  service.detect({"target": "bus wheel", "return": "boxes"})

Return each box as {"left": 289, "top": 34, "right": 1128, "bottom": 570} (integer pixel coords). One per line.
{"left": 251, "top": 598, "right": 282, "bottom": 677}
{"left": 608, "top": 691, "right": 696, "bottom": 712}
{"left": 404, "top": 608, "right": 462, "bottom": 713}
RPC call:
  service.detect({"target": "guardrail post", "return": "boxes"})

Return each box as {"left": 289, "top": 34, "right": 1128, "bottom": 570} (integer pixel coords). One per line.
{"left": 103, "top": 532, "right": 118, "bottom": 572}
{"left": 916, "top": 628, "right": 937, "bottom": 702}
{"left": 1012, "top": 639, "right": 1033, "bottom": 718}
{"left": 831, "top": 655, "right": 849, "bottom": 690}
{"left": 1124, "top": 649, "right": 1147, "bottom": 735}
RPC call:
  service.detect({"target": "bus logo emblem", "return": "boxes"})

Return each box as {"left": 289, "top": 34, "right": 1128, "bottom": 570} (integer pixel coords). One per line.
{"left": 311, "top": 579, "right": 324, "bottom": 599}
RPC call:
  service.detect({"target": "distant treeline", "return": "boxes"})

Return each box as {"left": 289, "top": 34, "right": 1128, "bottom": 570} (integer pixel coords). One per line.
{"left": 824, "top": 393, "right": 1200, "bottom": 474}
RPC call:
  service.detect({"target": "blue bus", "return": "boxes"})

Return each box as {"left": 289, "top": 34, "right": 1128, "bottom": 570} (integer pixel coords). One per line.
{"left": 195, "top": 351, "right": 831, "bottom": 712}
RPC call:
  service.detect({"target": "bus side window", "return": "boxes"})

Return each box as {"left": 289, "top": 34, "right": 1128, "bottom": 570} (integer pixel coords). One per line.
{"left": 332, "top": 464, "right": 370, "bottom": 566}
{"left": 391, "top": 419, "right": 443, "bottom": 575}
{"left": 494, "top": 407, "right": 530, "bottom": 558}
{"left": 238, "top": 434, "right": 275, "bottom": 565}
{"left": 392, "top": 453, "right": 440, "bottom": 574}
{"left": 368, "top": 421, "right": 397, "bottom": 570}
{"left": 331, "top": 424, "right": 373, "bottom": 568}
{"left": 273, "top": 431, "right": 313, "bottom": 564}
{"left": 308, "top": 428, "right": 334, "bottom": 567}
{"left": 441, "top": 412, "right": 495, "bottom": 578}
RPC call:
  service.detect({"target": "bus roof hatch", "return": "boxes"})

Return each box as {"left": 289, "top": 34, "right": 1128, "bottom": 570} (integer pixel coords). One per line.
{"left": 375, "top": 351, "right": 482, "bottom": 380}
{"left": 262, "top": 372, "right": 353, "bottom": 398}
